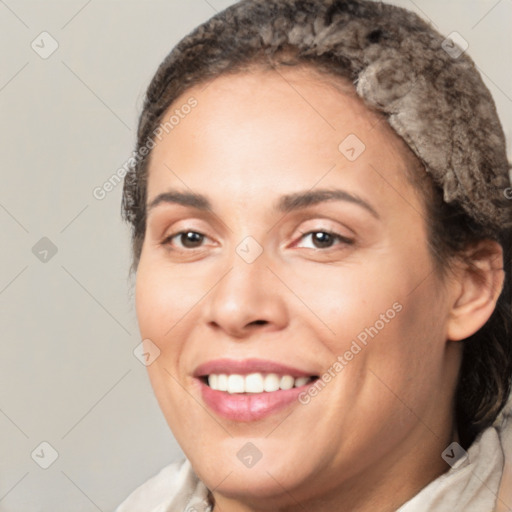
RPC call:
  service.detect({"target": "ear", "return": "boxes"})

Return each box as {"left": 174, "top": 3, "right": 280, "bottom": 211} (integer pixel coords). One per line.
{"left": 446, "top": 240, "right": 505, "bottom": 342}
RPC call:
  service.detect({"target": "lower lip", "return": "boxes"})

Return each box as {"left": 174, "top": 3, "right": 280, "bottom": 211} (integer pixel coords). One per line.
{"left": 198, "top": 379, "right": 315, "bottom": 422}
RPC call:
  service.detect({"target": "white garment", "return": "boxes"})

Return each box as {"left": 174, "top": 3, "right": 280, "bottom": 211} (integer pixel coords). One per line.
{"left": 115, "top": 398, "right": 512, "bottom": 512}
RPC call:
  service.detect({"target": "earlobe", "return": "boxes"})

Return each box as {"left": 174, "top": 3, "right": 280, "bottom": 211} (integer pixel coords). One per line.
{"left": 446, "top": 240, "right": 505, "bottom": 342}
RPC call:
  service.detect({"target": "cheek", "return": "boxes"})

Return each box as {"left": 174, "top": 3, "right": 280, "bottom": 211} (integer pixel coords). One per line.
{"left": 291, "top": 246, "right": 446, "bottom": 388}
{"left": 134, "top": 259, "right": 197, "bottom": 411}
{"left": 135, "top": 259, "right": 203, "bottom": 430}
{"left": 337, "top": 275, "right": 448, "bottom": 435}
{"left": 283, "top": 255, "right": 409, "bottom": 344}
{"left": 135, "top": 256, "right": 208, "bottom": 342}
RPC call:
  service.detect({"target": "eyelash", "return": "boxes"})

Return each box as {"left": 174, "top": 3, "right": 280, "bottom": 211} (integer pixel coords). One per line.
{"left": 294, "top": 229, "right": 354, "bottom": 250}
{"left": 161, "top": 229, "right": 354, "bottom": 251}
{"left": 161, "top": 231, "right": 209, "bottom": 251}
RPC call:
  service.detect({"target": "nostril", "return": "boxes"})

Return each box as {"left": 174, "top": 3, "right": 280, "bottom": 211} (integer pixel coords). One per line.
{"left": 250, "top": 320, "right": 268, "bottom": 326}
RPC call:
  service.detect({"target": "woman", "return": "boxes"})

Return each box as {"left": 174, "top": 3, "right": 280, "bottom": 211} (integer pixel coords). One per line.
{"left": 116, "top": 0, "right": 512, "bottom": 510}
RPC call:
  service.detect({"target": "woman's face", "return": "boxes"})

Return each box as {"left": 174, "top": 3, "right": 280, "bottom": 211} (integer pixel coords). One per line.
{"left": 135, "top": 68, "right": 460, "bottom": 509}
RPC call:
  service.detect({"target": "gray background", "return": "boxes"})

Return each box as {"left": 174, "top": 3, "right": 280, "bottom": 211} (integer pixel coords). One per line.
{"left": 0, "top": 1, "right": 510, "bottom": 510}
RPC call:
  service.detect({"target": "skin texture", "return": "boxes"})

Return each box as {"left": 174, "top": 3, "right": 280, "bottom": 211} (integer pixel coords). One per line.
{"left": 135, "top": 67, "right": 504, "bottom": 512}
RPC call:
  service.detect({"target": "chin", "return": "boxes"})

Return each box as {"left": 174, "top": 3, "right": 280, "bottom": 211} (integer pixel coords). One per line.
{"left": 189, "top": 444, "right": 319, "bottom": 501}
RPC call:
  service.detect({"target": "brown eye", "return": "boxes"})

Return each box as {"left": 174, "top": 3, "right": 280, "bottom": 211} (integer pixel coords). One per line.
{"left": 179, "top": 231, "right": 205, "bottom": 248}
{"left": 296, "top": 230, "right": 353, "bottom": 250}
{"left": 163, "top": 231, "right": 207, "bottom": 249}
{"left": 311, "top": 232, "right": 335, "bottom": 248}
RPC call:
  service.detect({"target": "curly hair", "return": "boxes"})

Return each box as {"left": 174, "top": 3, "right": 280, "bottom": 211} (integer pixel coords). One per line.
{"left": 121, "top": 0, "right": 512, "bottom": 447}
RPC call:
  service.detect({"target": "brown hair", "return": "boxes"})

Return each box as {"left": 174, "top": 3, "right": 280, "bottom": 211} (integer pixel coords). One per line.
{"left": 122, "top": 0, "right": 512, "bottom": 447}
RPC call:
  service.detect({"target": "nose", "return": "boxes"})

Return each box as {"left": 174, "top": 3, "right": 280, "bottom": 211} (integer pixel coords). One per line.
{"left": 203, "top": 250, "right": 289, "bottom": 339}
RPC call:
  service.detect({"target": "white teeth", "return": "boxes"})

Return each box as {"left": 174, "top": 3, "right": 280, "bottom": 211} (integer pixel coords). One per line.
{"left": 245, "top": 373, "right": 264, "bottom": 393}
{"left": 227, "top": 374, "right": 245, "bottom": 394}
{"left": 207, "top": 373, "right": 313, "bottom": 393}
{"left": 209, "top": 374, "right": 218, "bottom": 390}
{"left": 279, "top": 375, "right": 295, "bottom": 390}
{"left": 217, "top": 374, "right": 228, "bottom": 392}
{"left": 294, "top": 376, "right": 310, "bottom": 388}
{"left": 264, "top": 373, "right": 280, "bottom": 392}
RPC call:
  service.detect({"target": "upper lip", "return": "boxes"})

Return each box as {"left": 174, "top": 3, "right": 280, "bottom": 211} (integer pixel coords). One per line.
{"left": 193, "top": 358, "right": 318, "bottom": 378}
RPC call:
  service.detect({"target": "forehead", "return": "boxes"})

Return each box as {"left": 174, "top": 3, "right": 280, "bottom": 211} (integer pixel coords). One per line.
{"left": 145, "top": 67, "right": 421, "bottom": 213}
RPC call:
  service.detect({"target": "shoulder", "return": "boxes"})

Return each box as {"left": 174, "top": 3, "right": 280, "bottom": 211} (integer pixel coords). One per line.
{"left": 115, "top": 458, "right": 211, "bottom": 512}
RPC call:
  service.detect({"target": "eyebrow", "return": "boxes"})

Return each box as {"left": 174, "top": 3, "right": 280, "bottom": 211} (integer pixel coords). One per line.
{"left": 147, "top": 191, "right": 212, "bottom": 212}
{"left": 276, "top": 189, "right": 379, "bottom": 218}
{"left": 147, "top": 188, "right": 379, "bottom": 219}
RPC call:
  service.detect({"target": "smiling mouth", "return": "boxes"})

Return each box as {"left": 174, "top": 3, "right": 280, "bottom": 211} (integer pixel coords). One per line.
{"left": 202, "top": 373, "right": 319, "bottom": 394}
{"left": 194, "top": 359, "right": 321, "bottom": 420}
